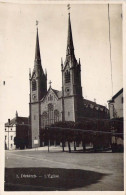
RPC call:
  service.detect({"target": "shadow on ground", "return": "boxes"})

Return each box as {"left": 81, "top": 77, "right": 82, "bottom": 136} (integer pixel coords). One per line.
{"left": 5, "top": 167, "right": 108, "bottom": 191}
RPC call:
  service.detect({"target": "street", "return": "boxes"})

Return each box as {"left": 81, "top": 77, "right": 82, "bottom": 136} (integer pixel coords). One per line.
{"left": 5, "top": 146, "right": 124, "bottom": 191}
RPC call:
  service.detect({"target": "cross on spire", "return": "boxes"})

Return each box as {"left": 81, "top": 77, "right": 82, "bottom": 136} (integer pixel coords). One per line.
{"left": 67, "top": 4, "right": 71, "bottom": 14}
{"left": 36, "top": 20, "right": 39, "bottom": 27}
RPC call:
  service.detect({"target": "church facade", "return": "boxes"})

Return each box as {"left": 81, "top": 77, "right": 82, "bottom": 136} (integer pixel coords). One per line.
{"left": 29, "top": 14, "right": 109, "bottom": 148}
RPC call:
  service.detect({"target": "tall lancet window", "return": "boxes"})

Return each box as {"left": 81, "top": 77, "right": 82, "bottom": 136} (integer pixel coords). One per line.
{"left": 41, "top": 111, "right": 48, "bottom": 129}
{"left": 32, "top": 80, "right": 36, "bottom": 91}
{"left": 67, "top": 46, "right": 70, "bottom": 55}
{"left": 48, "top": 103, "right": 54, "bottom": 125}
{"left": 65, "top": 70, "right": 70, "bottom": 83}
{"left": 54, "top": 110, "right": 59, "bottom": 122}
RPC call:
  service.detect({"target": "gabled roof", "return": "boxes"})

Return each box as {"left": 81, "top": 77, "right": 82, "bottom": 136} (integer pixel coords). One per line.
{"left": 56, "top": 91, "right": 62, "bottom": 98}
{"left": 112, "top": 88, "right": 123, "bottom": 100}
{"left": 5, "top": 117, "right": 29, "bottom": 126}
{"left": 41, "top": 86, "right": 62, "bottom": 102}
{"left": 108, "top": 88, "right": 123, "bottom": 103}
{"left": 83, "top": 99, "right": 108, "bottom": 112}
{"left": 52, "top": 89, "right": 59, "bottom": 97}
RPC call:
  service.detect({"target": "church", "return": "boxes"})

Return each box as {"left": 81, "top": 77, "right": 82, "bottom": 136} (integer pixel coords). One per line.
{"left": 29, "top": 13, "right": 109, "bottom": 148}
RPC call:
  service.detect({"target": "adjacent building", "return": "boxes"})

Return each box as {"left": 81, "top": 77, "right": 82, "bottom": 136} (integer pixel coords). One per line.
{"left": 5, "top": 112, "right": 29, "bottom": 150}
{"left": 108, "top": 88, "right": 123, "bottom": 119}
{"left": 108, "top": 88, "right": 123, "bottom": 149}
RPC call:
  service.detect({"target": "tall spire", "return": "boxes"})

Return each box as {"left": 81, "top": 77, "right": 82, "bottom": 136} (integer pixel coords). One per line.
{"left": 66, "top": 13, "right": 74, "bottom": 56}
{"left": 35, "top": 28, "right": 41, "bottom": 61}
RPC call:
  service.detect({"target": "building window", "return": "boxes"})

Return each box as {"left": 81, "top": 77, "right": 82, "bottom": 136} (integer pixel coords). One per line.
{"left": 11, "top": 144, "right": 13, "bottom": 148}
{"left": 41, "top": 104, "right": 55, "bottom": 128}
{"left": 32, "top": 80, "right": 36, "bottom": 91}
{"left": 5, "top": 128, "right": 6, "bottom": 131}
{"left": 11, "top": 136, "right": 13, "bottom": 140}
{"left": 54, "top": 110, "right": 59, "bottom": 122}
{"left": 41, "top": 111, "right": 48, "bottom": 129}
{"left": 5, "top": 136, "right": 7, "bottom": 140}
{"left": 65, "top": 70, "right": 70, "bottom": 83}
{"left": 48, "top": 103, "right": 54, "bottom": 125}
{"left": 11, "top": 128, "right": 12, "bottom": 131}
{"left": 48, "top": 95, "right": 53, "bottom": 101}
{"left": 48, "top": 103, "right": 53, "bottom": 111}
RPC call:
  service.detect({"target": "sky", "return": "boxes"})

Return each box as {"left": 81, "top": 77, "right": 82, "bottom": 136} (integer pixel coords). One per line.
{"left": 0, "top": 2, "right": 122, "bottom": 126}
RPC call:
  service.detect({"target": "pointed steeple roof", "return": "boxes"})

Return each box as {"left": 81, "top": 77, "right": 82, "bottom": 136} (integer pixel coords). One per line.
{"left": 35, "top": 28, "right": 41, "bottom": 61}
{"left": 66, "top": 13, "right": 74, "bottom": 56}
{"left": 33, "top": 27, "right": 45, "bottom": 78}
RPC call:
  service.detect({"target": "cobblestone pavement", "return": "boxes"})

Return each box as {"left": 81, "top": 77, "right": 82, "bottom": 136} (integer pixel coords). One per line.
{"left": 5, "top": 147, "right": 124, "bottom": 191}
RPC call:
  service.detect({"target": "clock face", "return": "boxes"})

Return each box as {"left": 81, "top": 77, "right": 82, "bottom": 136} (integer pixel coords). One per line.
{"left": 32, "top": 94, "right": 36, "bottom": 99}
{"left": 65, "top": 87, "right": 70, "bottom": 94}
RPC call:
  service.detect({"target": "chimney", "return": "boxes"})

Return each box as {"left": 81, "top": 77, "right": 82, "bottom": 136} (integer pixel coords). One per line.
{"left": 8, "top": 119, "right": 10, "bottom": 124}
{"left": 94, "top": 98, "right": 96, "bottom": 103}
{"left": 16, "top": 110, "right": 18, "bottom": 118}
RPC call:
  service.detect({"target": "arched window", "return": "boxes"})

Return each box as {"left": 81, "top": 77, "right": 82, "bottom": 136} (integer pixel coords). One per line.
{"left": 54, "top": 110, "right": 59, "bottom": 122}
{"left": 41, "top": 111, "right": 48, "bottom": 128}
{"left": 65, "top": 70, "right": 70, "bottom": 83}
{"left": 42, "top": 111, "right": 48, "bottom": 118}
{"left": 48, "top": 103, "right": 53, "bottom": 111}
{"left": 32, "top": 80, "right": 36, "bottom": 91}
{"left": 48, "top": 103, "right": 54, "bottom": 125}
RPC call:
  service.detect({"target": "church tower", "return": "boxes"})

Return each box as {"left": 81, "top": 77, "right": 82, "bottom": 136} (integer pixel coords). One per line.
{"left": 29, "top": 28, "right": 47, "bottom": 148}
{"left": 61, "top": 13, "right": 83, "bottom": 122}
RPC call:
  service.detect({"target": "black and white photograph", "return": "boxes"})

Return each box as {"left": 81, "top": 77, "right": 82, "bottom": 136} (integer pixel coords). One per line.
{"left": 0, "top": 0, "right": 124, "bottom": 193}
